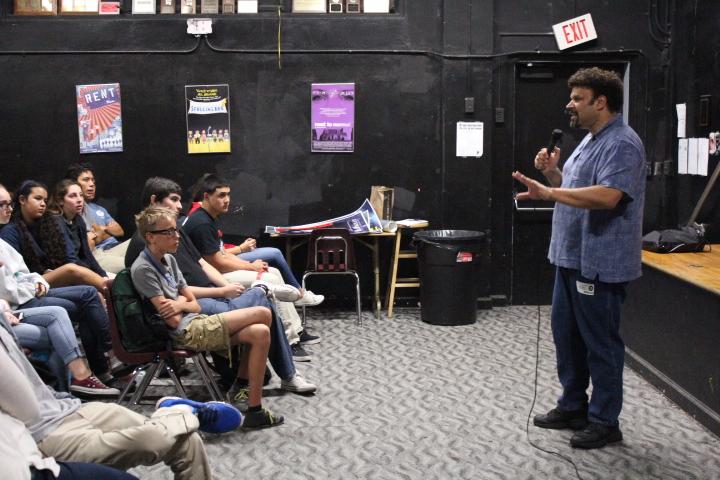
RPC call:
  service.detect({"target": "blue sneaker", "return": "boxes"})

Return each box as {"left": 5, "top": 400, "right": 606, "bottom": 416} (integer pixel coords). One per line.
{"left": 156, "top": 396, "right": 243, "bottom": 434}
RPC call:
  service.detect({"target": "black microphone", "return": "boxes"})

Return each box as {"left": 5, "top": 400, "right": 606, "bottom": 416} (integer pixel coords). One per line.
{"left": 547, "top": 129, "right": 563, "bottom": 156}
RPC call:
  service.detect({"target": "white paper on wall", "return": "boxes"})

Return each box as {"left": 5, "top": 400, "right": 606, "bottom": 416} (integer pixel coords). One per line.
{"left": 678, "top": 138, "right": 688, "bottom": 174}
{"left": 676, "top": 103, "right": 686, "bottom": 138}
{"left": 697, "top": 137, "right": 709, "bottom": 176}
{"left": 687, "top": 138, "right": 699, "bottom": 175}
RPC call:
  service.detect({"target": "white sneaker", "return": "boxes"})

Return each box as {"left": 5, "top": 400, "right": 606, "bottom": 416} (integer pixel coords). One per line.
{"left": 251, "top": 280, "right": 302, "bottom": 302}
{"left": 294, "top": 290, "right": 324, "bottom": 307}
{"left": 280, "top": 373, "right": 317, "bottom": 393}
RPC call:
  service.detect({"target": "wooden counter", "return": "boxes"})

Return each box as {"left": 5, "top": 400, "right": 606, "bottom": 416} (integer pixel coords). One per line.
{"left": 622, "top": 245, "right": 720, "bottom": 437}
{"left": 641, "top": 246, "right": 720, "bottom": 296}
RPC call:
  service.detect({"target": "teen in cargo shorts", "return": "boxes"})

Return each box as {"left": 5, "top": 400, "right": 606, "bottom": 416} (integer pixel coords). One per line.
{"left": 130, "top": 206, "right": 283, "bottom": 429}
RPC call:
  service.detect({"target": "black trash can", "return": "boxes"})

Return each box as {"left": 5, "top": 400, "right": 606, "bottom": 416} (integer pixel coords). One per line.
{"left": 413, "top": 230, "right": 485, "bottom": 326}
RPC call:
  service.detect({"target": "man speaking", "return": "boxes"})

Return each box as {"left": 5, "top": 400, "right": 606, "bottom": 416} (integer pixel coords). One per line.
{"left": 512, "top": 67, "right": 646, "bottom": 449}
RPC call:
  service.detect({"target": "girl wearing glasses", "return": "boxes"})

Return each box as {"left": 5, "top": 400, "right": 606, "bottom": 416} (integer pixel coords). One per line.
{"left": 0, "top": 183, "right": 13, "bottom": 226}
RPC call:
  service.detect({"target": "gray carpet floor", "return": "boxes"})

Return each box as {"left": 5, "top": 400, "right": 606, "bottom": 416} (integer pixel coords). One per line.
{"left": 129, "top": 306, "right": 720, "bottom": 480}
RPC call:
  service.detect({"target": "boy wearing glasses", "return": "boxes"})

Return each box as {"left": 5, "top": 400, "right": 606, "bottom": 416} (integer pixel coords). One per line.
{"left": 130, "top": 206, "right": 284, "bottom": 429}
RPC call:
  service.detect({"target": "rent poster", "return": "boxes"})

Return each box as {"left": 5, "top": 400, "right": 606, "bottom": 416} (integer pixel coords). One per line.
{"left": 76, "top": 83, "right": 123, "bottom": 154}
{"left": 185, "top": 84, "right": 231, "bottom": 154}
{"left": 311, "top": 82, "right": 354, "bottom": 153}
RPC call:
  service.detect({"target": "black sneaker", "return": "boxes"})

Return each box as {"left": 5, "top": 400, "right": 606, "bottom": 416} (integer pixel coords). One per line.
{"left": 291, "top": 343, "right": 311, "bottom": 362}
{"left": 299, "top": 329, "right": 321, "bottom": 345}
{"left": 242, "top": 407, "right": 284, "bottom": 430}
{"left": 533, "top": 407, "right": 588, "bottom": 430}
{"left": 570, "top": 422, "right": 623, "bottom": 449}
{"left": 227, "top": 384, "right": 249, "bottom": 412}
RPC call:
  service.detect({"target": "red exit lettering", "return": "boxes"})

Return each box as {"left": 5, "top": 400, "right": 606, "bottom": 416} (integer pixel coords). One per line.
{"left": 562, "top": 18, "right": 589, "bottom": 45}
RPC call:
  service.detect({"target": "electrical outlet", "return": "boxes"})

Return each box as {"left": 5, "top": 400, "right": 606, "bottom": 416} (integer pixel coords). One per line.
{"left": 464, "top": 97, "right": 475, "bottom": 114}
{"left": 653, "top": 162, "right": 663, "bottom": 176}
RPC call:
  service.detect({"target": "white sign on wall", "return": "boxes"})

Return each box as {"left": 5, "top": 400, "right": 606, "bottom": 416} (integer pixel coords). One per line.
{"left": 456, "top": 122, "right": 484, "bottom": 157}
{"left": 552, "top": 13, "right": 597, "bottom": 50}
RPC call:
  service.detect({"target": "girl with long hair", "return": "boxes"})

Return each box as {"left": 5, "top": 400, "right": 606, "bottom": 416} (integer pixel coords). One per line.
{"left": 0, "top": 180, "right": 107, "bottom": 290}
{"left": 49, "top": 179, "right": 108, "bottom": 279}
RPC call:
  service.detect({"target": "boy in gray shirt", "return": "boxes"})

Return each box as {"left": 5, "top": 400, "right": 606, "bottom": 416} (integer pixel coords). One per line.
{"left": 131, "top": 206, "right": 284, "bottom": 429}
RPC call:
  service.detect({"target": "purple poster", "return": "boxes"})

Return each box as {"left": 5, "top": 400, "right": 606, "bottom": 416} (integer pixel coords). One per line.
{"left": 311, "top": 82, "right": 354, "bottom": 153}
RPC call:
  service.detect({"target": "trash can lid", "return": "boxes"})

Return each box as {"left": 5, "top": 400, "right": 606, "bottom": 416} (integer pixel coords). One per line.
{"left": 414, "top": 229, "right": 486, "bottom": 243}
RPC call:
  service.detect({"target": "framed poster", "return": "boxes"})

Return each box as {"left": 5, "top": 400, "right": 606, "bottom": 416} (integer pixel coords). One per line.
{"left": 236, "top": 0, "right": 256, "bottom": 13}
{"left": 200, "top": 0, "right": 218, "bottom": 13}
{"left": 180, "top": 0, "right": 194, "bottom": 13}
{"left": 185, "top": 85, "right": 231, "bottom": 154}
{"left": 60, "top": 0, "right": 99, "bottom": 14}
{"left": 221, "top": 0, "right": 234, "bottom": 13}
{"left": 76, "top": 83, "right": 123, "bottom": 154}
{"left": 159, "top": 0, "right": 174, "bottom": 13}
{"left": 14, "top": 0, "right": 57, "bottom": 15}
{"left": 292, "top": 0, "right": 324, "bottom": 13}
{"left": 132, "top": 0, "right": 156, "bottom": 13}
{"left": 311, "top": 82, "right": 354, "bottom": 153}
{"left": 98, "top": 1, "right": 120, "bottom": 13}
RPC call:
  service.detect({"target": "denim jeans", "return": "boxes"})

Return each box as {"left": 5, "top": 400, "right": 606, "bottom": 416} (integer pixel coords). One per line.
{"left": 197, "top": 287, "right": 295, "bottom": 380}
{"left": 21, "top": 286, "right": 111, "bottom": 377}
{"left": 551, "top": 267, "right": 627, "bottom": 427}
{"left": 239, "top": 247, "right": 300, "bottom": 288}
{"left": 13, "top": 306, "right": 84, "bottom": 391}
{"left": 32, "top": 462, "right": 138, "bottom": 480}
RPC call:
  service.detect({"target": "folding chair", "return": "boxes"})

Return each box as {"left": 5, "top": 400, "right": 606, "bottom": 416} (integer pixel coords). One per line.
{"left": 102, "top": 282, "right": 224, "bottom": 406}
{"left": 302, "top": 228, "right": 362, "bottom": 326}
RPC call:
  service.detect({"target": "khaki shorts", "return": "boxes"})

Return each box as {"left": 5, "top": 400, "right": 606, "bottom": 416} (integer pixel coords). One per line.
{"left": 175, "top": 314, "right": 230, "bottom": 353}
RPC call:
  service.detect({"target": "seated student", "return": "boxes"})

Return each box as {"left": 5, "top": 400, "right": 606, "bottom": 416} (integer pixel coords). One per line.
{"left": 0, "top": 180, "right": 107, "bottom": 291}
{"left": 50, "top": 179, "right": 108, "bottom": 279}
{"left": 131, "top": 206, "right": 284, "bottom": 428}
{"left": 64, "top": 163, "right": 128, "bottom": 274}
{"left": 182, "top": 174, "right": 321, "bottom": 359}
{"left": 185, "top": 173, "right": 323, "bottom": 307}
{"left": 124, "top": 177, "right": 317, "bottom": 397}
{"left": 1, "top": 301, "right": 119, "bottom": 396}
{"left": 0, "top": 183, "right": 12, "bottom": 227}
{"left": 0, "top": 237, "right": 119, "bottom": 391}
{"left": 0, "top": 312, "right": 240, "bottom": 480}
{"left": 0, "top": 409, "right": 137, "bottom": 480}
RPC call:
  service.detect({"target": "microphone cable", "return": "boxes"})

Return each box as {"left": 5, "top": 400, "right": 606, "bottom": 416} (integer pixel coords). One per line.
{"left": 521, "top": 200, "right": 585, "bottom": 480}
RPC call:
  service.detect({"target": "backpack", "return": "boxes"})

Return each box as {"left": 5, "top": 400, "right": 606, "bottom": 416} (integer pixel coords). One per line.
{"left": 111, "top": 268, "right": 171, "bottom": 352}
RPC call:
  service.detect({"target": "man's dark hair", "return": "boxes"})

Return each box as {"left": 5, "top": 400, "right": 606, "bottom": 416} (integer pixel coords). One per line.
{"left": 64, "top": 162, "right": 95, "bottom": 181}
{"left": 568, "top": 67, "right": 624, "bottom": 113}
{"left": 191, "top": 173, "right": 229, "bottom": 202}
{"left": 140, "top": 177, "right": 182, "bottom": 208}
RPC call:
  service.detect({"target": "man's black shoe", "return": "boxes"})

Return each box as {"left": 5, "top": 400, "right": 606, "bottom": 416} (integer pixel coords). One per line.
{"left": 570, "top": 422, "right": 623, "bottom": 449}
{"left": 533, "top": 407, "right": 588, "bottom": 430}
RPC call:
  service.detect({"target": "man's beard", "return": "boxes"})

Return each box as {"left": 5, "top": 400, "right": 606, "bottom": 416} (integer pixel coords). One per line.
{"left": 566, "top": 108, "right": 578, "bottom": 128}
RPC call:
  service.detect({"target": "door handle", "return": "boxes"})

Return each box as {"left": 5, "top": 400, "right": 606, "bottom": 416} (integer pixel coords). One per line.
{"left": 513, "top": 196, "right": 554, "bottom": 212}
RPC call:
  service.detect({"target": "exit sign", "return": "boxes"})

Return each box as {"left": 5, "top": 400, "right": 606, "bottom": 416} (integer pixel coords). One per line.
{"left": 553, "top": 13, "right": 597, "bottom": 50}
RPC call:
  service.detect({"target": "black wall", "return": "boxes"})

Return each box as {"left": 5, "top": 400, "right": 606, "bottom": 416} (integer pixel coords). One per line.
{"left": 671, "top": 1, "right": 720, "bottom": 240}
{"left": 1, "top": 0, "right": 700, "bottom": 305}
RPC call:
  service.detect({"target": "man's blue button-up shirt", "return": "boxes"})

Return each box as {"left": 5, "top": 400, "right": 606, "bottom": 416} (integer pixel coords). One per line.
{"left": 548, "top": 115, "right": 646, "bottom": 283}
